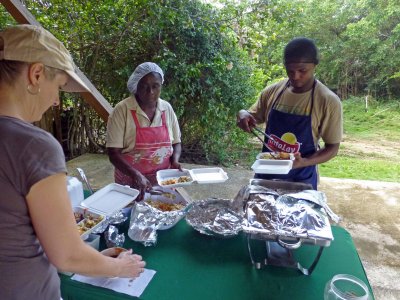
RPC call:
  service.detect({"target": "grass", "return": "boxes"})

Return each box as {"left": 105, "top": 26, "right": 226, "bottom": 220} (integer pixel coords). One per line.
{"left": 319, "top": 97, "right": 400, "bottom": 182}
{"left": 320, "top": 156, "right": 400, "bottom": 181}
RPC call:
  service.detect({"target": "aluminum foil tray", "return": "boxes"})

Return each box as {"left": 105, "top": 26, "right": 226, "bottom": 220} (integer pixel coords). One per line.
{"left": 236, "top": 179, "right": 334, "bottom": 248}
{"left": 185, "top": 198, "right": 243, "bottom": 237}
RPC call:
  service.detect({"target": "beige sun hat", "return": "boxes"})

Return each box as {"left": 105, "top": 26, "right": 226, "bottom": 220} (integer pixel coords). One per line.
{"left": 0, "top": 24, "right": 90, "bottom": 93}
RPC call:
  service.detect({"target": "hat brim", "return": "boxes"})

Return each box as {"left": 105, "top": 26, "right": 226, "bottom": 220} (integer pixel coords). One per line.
{"left": 62, "top": 69, "right": 91, "bottom": 93}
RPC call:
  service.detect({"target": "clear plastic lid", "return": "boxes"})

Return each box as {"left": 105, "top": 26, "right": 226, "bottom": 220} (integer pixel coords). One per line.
{"left": 324, "top": 274, "right": 371, "bottom": 300}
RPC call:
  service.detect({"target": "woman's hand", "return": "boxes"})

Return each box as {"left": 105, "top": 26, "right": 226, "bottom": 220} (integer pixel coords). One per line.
{"left": 170, "top": 160, "right": 182, "bottom": 171}
{"left": 131, "top": 172, "right": 152, "bottom": 201}
{"left": 115, "top": 249, "right": 146, "bottom": 278}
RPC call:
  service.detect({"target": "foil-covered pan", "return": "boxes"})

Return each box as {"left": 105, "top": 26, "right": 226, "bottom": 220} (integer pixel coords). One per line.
{"left": 234, "top": 180, "right": 336, "bottom": 247}
{"left": 185, "top": 198, "right": 243, "bottom": 237}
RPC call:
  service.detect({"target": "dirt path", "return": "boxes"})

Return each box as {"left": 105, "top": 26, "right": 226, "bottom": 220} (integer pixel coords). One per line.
{"left": 319, "top": 178, "right": 400, "bottom": 300}
{"left": 340, "top": 135, "right": 400, "bottom": 160}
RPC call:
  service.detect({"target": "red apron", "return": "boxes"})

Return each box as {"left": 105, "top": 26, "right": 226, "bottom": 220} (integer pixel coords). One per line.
{"left": 114, "top": 110, "right": 173, "bottom": 186}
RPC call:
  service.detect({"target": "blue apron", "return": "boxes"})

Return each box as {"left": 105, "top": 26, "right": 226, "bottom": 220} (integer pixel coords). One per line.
{"left": 255, "top": 80, "right": 318, "bottom": 189}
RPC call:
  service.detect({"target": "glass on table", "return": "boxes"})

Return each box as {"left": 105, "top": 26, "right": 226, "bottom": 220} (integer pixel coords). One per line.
{"left": 324, "top": 274, "right": 371, "bottom": 300}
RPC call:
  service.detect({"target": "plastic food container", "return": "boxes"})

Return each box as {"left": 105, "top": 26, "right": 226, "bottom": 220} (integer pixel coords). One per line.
{"left": 73, "top": 207, "right": 106, "bottom": 240}
{"left": 256, "top": 152, "right": 294, "bottom": 160}
{"left": 74, "top": 183, "right": 139, "bottom": 239}
{"left": 324, "top": 274, "right": 371, "bottom": 300}
{"left": 84, "top": 234, "right": 100, "bottom": 250}
{"left": 251, "top": 159, "right": 293, "bottom": 175}
{"left": 80, "top": 183, "right": 140, "bottom": 215}
{"left": 67, "top": 176, "right": 84, "bottom": 207}
{"left": 156, "top": 168, "right": 229, "bottom": 188}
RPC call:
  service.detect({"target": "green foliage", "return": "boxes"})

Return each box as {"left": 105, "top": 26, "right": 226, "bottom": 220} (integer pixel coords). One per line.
{"left": 1, "top": 0, "right": 399, "bottom": 172}
{"left": 114, "top": 0, "right": 259, "bottom": 163}
{"left": 286, "top": 0, "right": 400, "bottom": 99}
{"left": 2, "top": 0, "right": 259, "bottom": 163}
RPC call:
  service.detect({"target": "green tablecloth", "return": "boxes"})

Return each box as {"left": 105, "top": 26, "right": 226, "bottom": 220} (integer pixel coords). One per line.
{"left": 60, "top": 221, "right": 375, "bottom": 300}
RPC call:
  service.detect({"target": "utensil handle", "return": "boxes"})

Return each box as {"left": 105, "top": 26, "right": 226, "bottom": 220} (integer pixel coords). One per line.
{"left": 251, "top": 129, "right": 270, "bottom": 150}
{"left": 76, "top": 168, "right": 94, "bottom": 194}
{"left": 277, "top": 238, "right": 302, "bottom": 250}
{"left": 253, "top": 126, "right": 276, "bottom": 142}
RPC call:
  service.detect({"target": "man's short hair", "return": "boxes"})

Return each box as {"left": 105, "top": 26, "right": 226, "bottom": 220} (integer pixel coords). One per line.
{"left": 283, "top": 37, "right": 319, "bottom": 65}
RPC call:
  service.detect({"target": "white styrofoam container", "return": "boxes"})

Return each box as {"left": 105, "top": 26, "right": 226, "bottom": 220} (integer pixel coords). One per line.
{"left": 156, "top": 168, "right": 229, "bottom": 187}
{"left": 251, "top": 159, "right": 293, "bottom": 175}
{"left": 256, "top": 152, "right": 294, "bottom": 160}
{"left": 190, "top": 168, "right": 229, "bottom": 184}
{"left": 156, "top": 169, "right": 194, "bottom": 188}
{"left": 80, "top": 183, "right": 140, "bottom": 216}
{"left": 84, "top": 234, "right": 100, "bottom": 250}
{"left": 67, "top": 176, "right": 84, "bottom": 208}
{"left": 73, "top": 206, "right": 106, "bottom": 240}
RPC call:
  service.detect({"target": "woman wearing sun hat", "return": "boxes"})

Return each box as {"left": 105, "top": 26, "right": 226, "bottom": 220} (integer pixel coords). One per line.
{"left": 237, "top": 37, "right": 343, "bottom": 189}
{"left": 0, "top": 25, "right": 145, "bottom": 300}
{"left": 106, "top": 62, "right": 182, "bottom": 199}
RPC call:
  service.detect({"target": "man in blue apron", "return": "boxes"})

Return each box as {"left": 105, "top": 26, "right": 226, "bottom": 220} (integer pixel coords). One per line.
{"left": 237, "top": 37, "right": 343, "bottom": 189}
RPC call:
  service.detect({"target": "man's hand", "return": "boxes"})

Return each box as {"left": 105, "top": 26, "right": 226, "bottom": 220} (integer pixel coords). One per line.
{"left": 236, "top": 109, "right": 257, "bottom": 132}
{"left": 292, "top": 152, "right": 307, "bottom": 169}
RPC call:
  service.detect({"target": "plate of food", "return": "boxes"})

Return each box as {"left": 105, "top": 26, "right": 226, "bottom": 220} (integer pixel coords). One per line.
{"left": 73, "top": 207, "right": 105, "bottom": 240}
{"left": 156, "top": 169, "right": 194, "bottom": 187}
{"left": 256, "top": 151, "right": 294, "bottom": 160}
{"left": 156, "top": 168, "right": 228, "bottom": 187}
{"left": 251, "top": 158, "right": 294, "bottom": 175}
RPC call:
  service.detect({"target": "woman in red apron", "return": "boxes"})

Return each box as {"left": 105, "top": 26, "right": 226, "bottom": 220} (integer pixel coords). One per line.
{"left": 107, "top": 62, "right": 182, "bottom": 199}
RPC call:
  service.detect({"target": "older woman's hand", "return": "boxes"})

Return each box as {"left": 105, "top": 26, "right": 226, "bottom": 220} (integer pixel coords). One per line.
{"left": 170, "top": 160, "right": 182, "bottom": 171}
{"left": 131, "top": 172, "right": 152, "bottom": 201}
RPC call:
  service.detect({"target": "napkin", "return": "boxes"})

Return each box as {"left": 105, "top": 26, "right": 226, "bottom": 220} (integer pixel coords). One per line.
{"left": 71, "top": 269, "right": 156, "bottom": 297}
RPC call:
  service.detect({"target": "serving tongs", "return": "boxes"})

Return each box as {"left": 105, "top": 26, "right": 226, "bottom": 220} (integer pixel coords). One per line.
{"left": 250, "top": 127, "right": 276, "bottom": 149}
{"left": 148, "top": 189, "right": 164, "bottom": 195}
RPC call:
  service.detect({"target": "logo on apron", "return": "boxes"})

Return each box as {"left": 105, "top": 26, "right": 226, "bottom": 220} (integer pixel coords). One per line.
{"left": 267, "top": 132, "right": 301, "bottom": 153}
{"left": 150, "top": 146, "right": 172, "bottom": 165}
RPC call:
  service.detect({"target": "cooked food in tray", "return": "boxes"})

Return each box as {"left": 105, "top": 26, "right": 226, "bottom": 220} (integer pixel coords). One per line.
{"left": 160, "top": 175, "right": 192, "bottom": 186}
{"left": 258, "top": 152, "right": 293, "bottom": 160}
{"left": 146, "top": 200, "right": 185, "bottom": 212}
{"left": 76, "top": 213, "right": 104, "bottom": 235}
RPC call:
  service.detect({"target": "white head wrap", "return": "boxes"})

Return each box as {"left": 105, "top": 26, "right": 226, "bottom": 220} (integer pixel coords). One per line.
{"left": 127, "top": 62, "right": 164, "bottom": 94}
